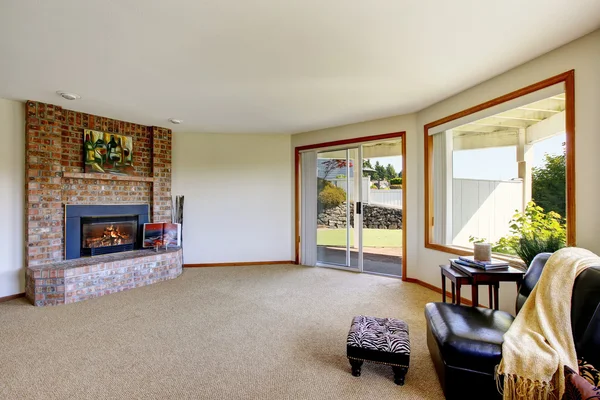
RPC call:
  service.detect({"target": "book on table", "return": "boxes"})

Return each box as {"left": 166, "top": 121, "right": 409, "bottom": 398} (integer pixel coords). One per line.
{"left": 448, "top": 259, "right": 470, "bottom": 275}
{"left": 459, "top": 255, "right": 509, "bottom": 268}
{"left": 449, "top": 258, "right": 508, "bottom": 274}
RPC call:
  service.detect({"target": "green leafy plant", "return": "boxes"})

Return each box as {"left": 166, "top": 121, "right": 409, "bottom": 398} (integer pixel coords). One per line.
{"left": 317, "top": 178, "right": 334, "bottom": 192}
{"left": 507, "top": 202, "right": 565, "bottom": 265}
{"left": 374, "top": 161, "right": 385, "bottom": 182}
{"left": 532, "top": 146, "right": 565, "bottom": 217}
{"left": 390, "top": 177, "right": 402, "bottom": 185}
{"left": 514, "top": 234, "right": 564, "bottom": 268}
{"left": 470, "top": 201, "right": 565, "bottom": 267}
{"left": 318, "top": 185, "right": 346, "bottom": 209}
{"left": 385, "top": 164, "right": 397, "bottom": 181}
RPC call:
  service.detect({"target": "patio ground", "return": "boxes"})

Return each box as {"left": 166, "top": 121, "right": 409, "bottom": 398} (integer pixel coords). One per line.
{"left": 317, "top": 228, "right": 402, "bottom": 248}
{"left": 317, "top": 228, "right": 402, "bottom": 276}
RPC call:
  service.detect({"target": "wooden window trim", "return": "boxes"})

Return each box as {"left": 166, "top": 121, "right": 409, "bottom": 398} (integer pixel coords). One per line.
{"left": 424, "top": 70, "right": 576, "bottom": 256}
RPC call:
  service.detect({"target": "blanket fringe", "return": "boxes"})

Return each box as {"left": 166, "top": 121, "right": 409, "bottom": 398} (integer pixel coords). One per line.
{"left": 498, "top": 373, "right": 556, "bottom": 400}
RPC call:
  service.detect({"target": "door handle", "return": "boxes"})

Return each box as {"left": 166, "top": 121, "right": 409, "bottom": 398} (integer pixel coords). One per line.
{"left": 356, "top": 202, "right": 362, "bottom": 214}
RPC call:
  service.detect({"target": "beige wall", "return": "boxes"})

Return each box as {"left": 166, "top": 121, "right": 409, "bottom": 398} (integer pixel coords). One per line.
{"left": 173, "top": 132, "right": 293, "bottom": 264}
{"left": 0, "top": 99, "right": 25, "bottom": 297}
{"left": 290, "top": 113, "right": 419, "bottom": 277}
{"left": 292, "top": 29, "right": 600, "bottom": 313}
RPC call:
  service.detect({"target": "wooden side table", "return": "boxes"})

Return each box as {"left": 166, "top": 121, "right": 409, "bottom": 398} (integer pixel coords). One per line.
{"left": 451, "top": 264, "right": 525, "bottom": 310}
{"left": 440, "top": 264, "right": 525, "bottom": 310}
{"left": 439, "top": 265, "right": 471, "bottom": 305}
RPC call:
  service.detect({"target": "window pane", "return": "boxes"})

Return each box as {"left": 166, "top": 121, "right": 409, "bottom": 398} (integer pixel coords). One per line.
{"left": 316, "top": 149, "right": 351, "bottom": 267}
{"left": 431, "top": 92, "right": 567, "bottom": 255}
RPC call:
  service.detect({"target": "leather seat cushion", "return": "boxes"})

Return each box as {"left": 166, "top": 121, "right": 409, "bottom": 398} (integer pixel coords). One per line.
{"left": 425, "top": 302, "right": 514, "bottom": 372}
{"left": 572, "top": 268, "right": 600, "bottom": 366}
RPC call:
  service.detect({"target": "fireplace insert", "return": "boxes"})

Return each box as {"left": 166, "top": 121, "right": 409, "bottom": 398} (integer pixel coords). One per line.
{"left": 65, "top": 204, "right": 150, "bottom": 260}
{"left": 81, "top": 216, "right": 138, "bottom": 256}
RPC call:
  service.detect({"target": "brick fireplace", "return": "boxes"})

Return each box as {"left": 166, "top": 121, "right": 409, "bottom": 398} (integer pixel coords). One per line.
{"left": 25, "top": 101, "right": 182, "bottom": 306}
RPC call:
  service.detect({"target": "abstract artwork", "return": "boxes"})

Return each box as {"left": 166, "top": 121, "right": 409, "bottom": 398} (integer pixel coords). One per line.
{"left": 84, "top": 129, "right": 134, "bottom": 175}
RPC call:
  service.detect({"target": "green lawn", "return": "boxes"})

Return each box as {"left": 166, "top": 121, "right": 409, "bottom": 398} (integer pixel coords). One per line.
{"left": 317, "top": 228, "right": 402, "bottom": 248}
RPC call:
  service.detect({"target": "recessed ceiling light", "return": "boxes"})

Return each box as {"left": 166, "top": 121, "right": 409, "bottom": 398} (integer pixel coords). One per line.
{"left": 56, "top": 91, "right": 81, "bottom": 100}
{"left": 168, "top": 118, "right": 183, "bottom": 125}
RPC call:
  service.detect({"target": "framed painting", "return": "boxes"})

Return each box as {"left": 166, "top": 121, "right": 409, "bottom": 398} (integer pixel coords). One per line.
{"left": 84, "top": 129, "right": 134, "bottom": 175}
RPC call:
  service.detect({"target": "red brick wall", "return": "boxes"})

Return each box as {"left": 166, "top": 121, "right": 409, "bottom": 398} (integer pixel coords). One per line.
{"left": 25, "top": 101, "right": 172, "bottom": 266}
{"left": 61, "top": 178, "right": 152, "bottom": 204}
{"left": 151, "top": 127, "right": 172, "bottom": 223}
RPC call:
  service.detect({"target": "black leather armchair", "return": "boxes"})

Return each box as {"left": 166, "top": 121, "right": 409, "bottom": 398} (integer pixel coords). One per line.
{"left": 424, "top": 253, "right": 600, "bottom": 399}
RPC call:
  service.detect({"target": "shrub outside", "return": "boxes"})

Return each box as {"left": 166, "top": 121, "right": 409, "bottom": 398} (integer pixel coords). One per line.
{"left": 318, "top": 185, "right": 346, "bottom": 209}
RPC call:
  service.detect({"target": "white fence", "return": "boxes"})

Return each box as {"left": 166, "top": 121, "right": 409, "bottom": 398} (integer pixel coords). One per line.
{"left": 369, "top": 189, "right": 402, "bottom": 208}
{"left": 451, "top": 179, "right": 523, "bottom": 247}
{"left": 327, "top": 178, "right": 402, "bottom": 208}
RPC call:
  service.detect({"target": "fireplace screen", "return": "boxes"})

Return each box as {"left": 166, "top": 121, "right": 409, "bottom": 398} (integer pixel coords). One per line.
{"left": 81, "top": 217, "right": 137, "bottom": 256}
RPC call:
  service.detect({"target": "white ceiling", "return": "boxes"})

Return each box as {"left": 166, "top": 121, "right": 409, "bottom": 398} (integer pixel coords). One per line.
{"left": 1, "top": 0, "right": 599, "bottom": 134}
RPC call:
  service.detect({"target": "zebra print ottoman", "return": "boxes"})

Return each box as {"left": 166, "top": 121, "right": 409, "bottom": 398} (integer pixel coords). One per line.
{"left": 346, "top": 315, "right": 410, "bottom": 385}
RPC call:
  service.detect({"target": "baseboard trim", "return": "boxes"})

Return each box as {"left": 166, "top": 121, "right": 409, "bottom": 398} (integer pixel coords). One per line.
{"left": 0, "top": 292, "right": 25, "bottom": 303}
{"left": 404, "top": 278, "right": 474, "bottom": 306}
{"left": 184, "top": 260, "right": 294, "bottom": 268}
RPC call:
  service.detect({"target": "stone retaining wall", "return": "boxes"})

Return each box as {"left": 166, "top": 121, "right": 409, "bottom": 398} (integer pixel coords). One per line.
{"left": 317, "top": 203, "right": 402, "bottom": 229}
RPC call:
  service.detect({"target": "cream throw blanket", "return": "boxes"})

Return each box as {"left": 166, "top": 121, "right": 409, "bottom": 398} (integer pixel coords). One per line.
{"left": 497, "top": 247, "right": 600, "bottom": 400}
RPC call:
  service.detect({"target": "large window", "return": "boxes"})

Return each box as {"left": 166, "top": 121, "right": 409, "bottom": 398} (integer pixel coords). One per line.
{"left": 424, "top": 71, "right": 575, "bottom": 257}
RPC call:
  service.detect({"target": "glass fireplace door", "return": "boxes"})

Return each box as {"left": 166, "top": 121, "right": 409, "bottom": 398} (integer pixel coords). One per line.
{"left": 81, "top": 216, "right": 138, "bottom": 256}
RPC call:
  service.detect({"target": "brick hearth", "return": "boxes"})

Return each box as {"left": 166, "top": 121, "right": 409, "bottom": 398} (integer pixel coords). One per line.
{"left": 26, "top": 249, "right": 183, "bottom": 306}
{"left": 24, "top": 101, "right": 180, "bottom": 306}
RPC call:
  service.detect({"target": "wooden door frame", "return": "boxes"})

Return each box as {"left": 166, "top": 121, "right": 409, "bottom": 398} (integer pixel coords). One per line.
{"left": 294, "top": 131, "right": 408, "bottom": 280}
{"left": 423, "top": 70, "right": 575, "bottom": 255}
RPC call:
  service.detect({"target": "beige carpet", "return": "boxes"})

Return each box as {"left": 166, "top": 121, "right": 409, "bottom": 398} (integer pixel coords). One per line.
{"left": 0, "top": 264, "right": 444, "bottom": 399}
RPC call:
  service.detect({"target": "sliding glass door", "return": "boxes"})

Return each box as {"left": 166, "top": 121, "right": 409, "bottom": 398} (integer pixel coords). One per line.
{"left": 361, "top": 140, "right": 403, "bottom": 276}
{"left": 316, "top": 147, "right": 362, "bottom": 270}
{"left": 301, "top": 136, "right": 404, "bottom": 277}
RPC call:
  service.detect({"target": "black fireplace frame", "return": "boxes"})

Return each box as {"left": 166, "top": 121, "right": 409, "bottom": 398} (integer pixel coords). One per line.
{"left": 65, "top": 204, "right": 150, "bottom": 260}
